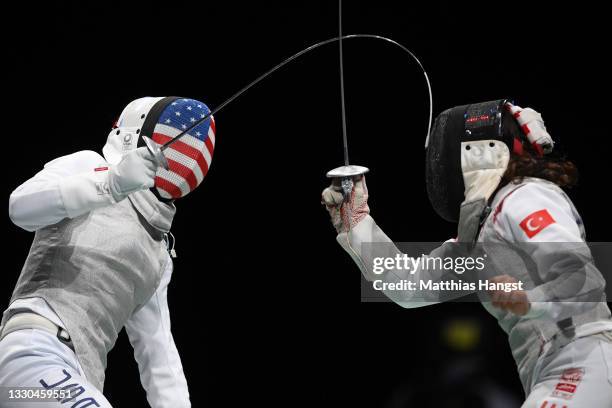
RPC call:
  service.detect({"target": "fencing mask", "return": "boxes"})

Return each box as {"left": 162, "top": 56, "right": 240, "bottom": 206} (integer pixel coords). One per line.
{"left": 425, "top": 99, "right": 551, "bottom": 223}
{"left": 103, "top": 96, "right": 216, "bottom": 201}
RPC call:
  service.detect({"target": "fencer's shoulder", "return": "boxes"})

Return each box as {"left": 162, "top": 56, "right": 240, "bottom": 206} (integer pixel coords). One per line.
{"left": 493, "top": 178, "right": 577, "bottom": 230}
{"left": 43, "top": 150, "right": 107, "bottom": 170}
{"left": 493, "top": 178, "right": 580, "bottom": 240}
{"left": 501, "top": 178, "right": 569, "bottom": 211}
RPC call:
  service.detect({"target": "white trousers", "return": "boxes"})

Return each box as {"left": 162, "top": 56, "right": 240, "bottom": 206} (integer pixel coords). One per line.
{"left": 0, "top": 328, "right": 112, "bottom": 408}
{"left": 522, "top": 331, "right": 612, "bottom": 407}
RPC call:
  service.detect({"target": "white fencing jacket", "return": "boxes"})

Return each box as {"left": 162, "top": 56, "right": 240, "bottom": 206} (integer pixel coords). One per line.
{"left": 4, "top": 150, "right": 190, "bottom": 408}
{"left": 340, "top": 177, "right": 612, "bottom": 392}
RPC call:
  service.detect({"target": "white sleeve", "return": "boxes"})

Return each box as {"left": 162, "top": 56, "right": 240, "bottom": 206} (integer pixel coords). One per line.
{"left": 125, "top": 257, "right": 191, "bottom": 408}
{"left": 498, "top": 182, "right": 606, "bottom": 321}
{"left": 337, "top": 215, "right": 469, "bottom": 308}
{"left": 8, "top": 150, "right": 116, "bottom": 231}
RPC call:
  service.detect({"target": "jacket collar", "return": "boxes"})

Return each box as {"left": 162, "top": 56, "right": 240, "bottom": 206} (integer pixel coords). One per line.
{"left": 128, "top": 190, "right": 176, "bottom": 233}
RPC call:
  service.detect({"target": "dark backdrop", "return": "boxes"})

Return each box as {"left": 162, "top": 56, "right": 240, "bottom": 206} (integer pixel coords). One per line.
{"left": 4, "top": 1, "right": 610, "bottom": 406}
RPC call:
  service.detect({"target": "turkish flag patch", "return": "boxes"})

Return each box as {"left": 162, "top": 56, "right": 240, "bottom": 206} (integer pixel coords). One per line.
{"left": 519, "top": 209, "right": 556, "bottom": 238}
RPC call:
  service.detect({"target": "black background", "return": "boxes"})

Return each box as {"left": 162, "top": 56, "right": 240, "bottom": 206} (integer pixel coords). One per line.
{"left": 4, "top": 1, "right": 610, "bottom": 406}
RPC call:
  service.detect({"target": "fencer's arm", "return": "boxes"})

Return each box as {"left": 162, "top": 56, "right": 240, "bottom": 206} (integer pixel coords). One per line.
{"left": 500, "top": 183, "right": 606, "bottom": 321}
{"left": 125, "top": 256, "right": 191, "bottom": 408}
{"left": 8, "top": 151, "right": 116, "bottom": 231}
{"left": 9, "top": 148, "right": 156, "bottom": 231}
{"left": 336, "top": 215, "right": 401, "bottom": 282}
{"left": 337, "top": 215, "right": 461, "bottom": 308}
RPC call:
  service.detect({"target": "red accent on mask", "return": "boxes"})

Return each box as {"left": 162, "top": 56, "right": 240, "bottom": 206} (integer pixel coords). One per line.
{"left": 513, "top": 138, "right": 524, "bottom": 155}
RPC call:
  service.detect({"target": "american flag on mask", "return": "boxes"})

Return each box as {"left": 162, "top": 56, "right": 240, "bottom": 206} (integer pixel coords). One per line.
{"left": 151, "top": 98, "right": 216, "bottom": 199}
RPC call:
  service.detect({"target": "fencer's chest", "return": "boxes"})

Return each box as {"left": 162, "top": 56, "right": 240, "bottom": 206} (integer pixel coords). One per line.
{"left": 51, "top": 200, "right": 166, "bottom": 306}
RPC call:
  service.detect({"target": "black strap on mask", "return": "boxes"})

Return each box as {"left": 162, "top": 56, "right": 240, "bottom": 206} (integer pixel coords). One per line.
{"left": 137, "top": 96, "right": 182, "bottom": 203}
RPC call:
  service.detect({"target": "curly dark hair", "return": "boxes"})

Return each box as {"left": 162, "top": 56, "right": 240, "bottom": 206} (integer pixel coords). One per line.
{"left": 501, "top": 143, "right": 578, "bottom": 188}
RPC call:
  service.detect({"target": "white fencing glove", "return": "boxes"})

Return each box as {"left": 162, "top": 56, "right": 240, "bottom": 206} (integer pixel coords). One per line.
{"left": 505, "top": 102, "right": 554, "bottom": 155}
{"left": 108, "top": 147, "right": 157, "bottom": 203}
{"left": 321, "top": 176, "right": 370, "bottom": 233}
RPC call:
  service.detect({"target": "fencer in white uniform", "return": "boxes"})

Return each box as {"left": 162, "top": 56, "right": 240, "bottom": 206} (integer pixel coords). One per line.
{"left": 322, "top": 101, "right": 612, "bottom": 407}
{"left": 0, "top": 96, "right": 217, "bottom": 407}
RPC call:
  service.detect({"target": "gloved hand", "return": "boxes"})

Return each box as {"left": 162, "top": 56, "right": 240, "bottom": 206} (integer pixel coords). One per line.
{"left": 321, "top": 176, "right": 370, "bottom": 233}
{"left": 505, "top": 102, "right": 554, "bottom": 155}
{"left": 488, "top": 274, "right": 531, "bottom": 316}
{"left": 108, "top": 147, "right": 158, "bottom": 202}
